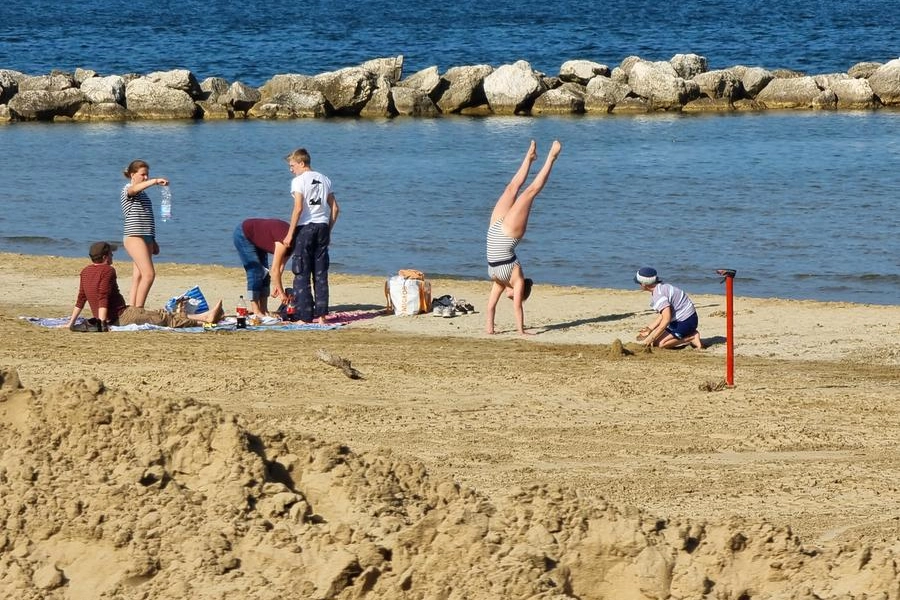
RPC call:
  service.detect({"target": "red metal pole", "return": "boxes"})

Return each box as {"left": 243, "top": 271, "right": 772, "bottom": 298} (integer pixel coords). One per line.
{"left": 725, "top": 274, "right": 734, "bottom": 387}
{"left": 716, "top": 269, "right": 736, "bottom": 387}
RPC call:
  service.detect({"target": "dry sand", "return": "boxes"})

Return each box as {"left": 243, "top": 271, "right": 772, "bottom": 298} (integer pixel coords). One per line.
{"left": 1, "top": 251, "right": 899, "bottom": 599}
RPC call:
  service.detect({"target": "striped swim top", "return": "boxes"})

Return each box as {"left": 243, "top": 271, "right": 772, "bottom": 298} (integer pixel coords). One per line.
{"left": 121, "top": 183, "right": 156, "bottom": 237}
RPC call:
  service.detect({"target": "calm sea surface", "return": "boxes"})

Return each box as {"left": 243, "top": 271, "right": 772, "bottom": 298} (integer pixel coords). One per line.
{"left": 1, "top": 0, "right": 899, "bottom": 304}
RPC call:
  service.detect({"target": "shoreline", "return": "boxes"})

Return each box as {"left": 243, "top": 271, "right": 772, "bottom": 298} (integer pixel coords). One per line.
{"left": 4, "top": 249, "right": 898, "bottom": 309}
{"left": 2, "top": 251, "right": 898, "bottom": 366}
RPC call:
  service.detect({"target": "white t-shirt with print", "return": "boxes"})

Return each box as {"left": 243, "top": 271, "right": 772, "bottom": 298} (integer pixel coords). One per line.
{"left": 290, "top": 170, "right": 332, "bottom": 225}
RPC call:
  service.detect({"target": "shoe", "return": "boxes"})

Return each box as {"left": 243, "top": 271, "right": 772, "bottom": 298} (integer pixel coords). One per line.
{"left": 433, "top": 294, "right": 453, "bottom": 308}
{"left": 454, "top": 299, "right": 476, "bottom": 314}
{"left": 433, "top": 305, "right": 445, "bottom": 317}
{"left": 442, "top": 306, "right": 456, "bottom": 318}
{"left": 70, "top": 318, "right": 106, "bottom": 332}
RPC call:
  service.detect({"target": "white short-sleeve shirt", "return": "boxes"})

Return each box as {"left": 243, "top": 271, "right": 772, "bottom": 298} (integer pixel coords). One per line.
{"left": 650, "top": 283, "right": 696, "bottom": 322}
{"left": 290, "top": 170, "right": 332, "bottom": 225}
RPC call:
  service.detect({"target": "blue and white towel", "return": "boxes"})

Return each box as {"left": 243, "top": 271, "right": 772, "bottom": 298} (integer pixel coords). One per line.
{"left": 21, "top": 316, "right": 342, "bottom": 332}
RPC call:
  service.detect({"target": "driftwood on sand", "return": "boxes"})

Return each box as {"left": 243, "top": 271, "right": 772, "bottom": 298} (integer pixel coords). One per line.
{"left": 315, "top": 348, "right": 363, "bottom": 379}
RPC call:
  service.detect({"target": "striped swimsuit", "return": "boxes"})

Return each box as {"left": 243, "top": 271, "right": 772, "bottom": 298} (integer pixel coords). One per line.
{"left": 121, "top": 183, "right": 156, "bottom": 239}
{"left": 486, "top": 218, "right": 520, "bottom": 283}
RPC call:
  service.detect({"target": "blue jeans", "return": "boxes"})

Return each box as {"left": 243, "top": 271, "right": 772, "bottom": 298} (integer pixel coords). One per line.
{"left": 290, "top": 222, "right": 330, "bottom": 322}
{"left": 233, "top": 224, "right": 270, "bottom": 301}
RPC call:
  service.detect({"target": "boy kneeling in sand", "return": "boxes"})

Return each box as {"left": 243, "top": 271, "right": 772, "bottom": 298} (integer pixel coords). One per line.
{"left": 67, "top": 241, "right": 224, "bottom": 331}
{"left": 634, "top": 267, "right": 703, "bottom": 349}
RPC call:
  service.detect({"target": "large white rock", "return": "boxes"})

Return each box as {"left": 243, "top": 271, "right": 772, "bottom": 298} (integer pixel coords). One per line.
{"left": 80, "top": 75, "right": 125, "bottom": 105}
{"left": 868, "top": 58, "right": 900, "bottom": 105}
{"left": 483, "top": 60, "right": 545, "bottom": 115}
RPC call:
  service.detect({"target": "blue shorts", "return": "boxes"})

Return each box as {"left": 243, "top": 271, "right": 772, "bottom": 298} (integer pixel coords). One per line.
{"left": 666, "top": 312, "right": 699, "bottom": 339}
{"left": 124, "top": 234, "right": 155, "bottom": 245}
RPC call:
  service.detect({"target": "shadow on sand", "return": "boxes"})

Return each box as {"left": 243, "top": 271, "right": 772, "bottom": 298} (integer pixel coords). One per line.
{"left": 539, "top": 311, "right": 638, "bottom": 334}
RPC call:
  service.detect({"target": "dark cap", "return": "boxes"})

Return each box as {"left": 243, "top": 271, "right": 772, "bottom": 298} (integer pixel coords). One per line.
{"left": 634, "top": 267, "right": 661, "bottom": 286}
{"left": 89, "top": 241, "right": 118, "bottom": 261}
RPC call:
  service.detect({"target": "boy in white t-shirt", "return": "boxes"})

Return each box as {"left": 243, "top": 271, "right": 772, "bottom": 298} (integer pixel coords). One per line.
{"left": 281, "top": 148, "right": 341, "bottom": 324}
{"left": 634, "top": 267, "right": 704, "bottom": 349}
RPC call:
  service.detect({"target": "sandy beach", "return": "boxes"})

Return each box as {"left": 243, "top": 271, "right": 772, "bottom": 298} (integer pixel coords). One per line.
{"left": 1, "top": 251, "right": 899, "bottom": 599}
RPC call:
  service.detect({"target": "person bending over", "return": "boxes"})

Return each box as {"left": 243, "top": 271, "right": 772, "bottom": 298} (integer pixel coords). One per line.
{"left": 233, "top": 218, "right": 293, "bottom": 316}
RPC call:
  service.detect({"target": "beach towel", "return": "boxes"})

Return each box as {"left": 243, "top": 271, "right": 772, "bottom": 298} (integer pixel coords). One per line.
{"left": 20, "top": 309, "right": 382, "bottom": 332}
{"left": 20, "top": 316, "right": 341, "bottom": 332}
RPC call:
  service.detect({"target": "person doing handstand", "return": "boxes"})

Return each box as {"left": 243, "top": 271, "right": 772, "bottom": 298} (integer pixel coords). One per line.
{"left": 485, "top": 139, "right": 562, "bottom": 336}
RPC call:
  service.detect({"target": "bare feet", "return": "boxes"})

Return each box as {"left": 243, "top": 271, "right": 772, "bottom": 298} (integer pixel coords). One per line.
{"left": 526, "top": 139, "right": 537, "bottom": 162}
{"left": 548, "top": 140, "right": 562, "bottom": 159}
{"left": 209, "top": 300, "right": 224, "bottom": 323}
{"left": 689, "top": 332, "right": 704, "bottom": 349}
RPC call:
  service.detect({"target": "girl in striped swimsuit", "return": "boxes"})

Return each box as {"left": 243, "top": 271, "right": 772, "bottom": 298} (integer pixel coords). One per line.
{"left": 121, "top": 159, "right": 169, "bottom": 308}
{"left": 485, "top": 139, "right": 562, "bottom": 335}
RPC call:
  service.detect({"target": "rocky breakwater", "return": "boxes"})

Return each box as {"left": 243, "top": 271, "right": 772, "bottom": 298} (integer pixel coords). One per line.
{"left": 1, "top": 54, "right": 900, "bottom": 123}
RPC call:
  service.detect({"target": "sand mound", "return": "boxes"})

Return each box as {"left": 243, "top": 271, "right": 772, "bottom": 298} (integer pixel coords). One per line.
{"left": 1, "top": 369, "right": 897, "bottom": 599}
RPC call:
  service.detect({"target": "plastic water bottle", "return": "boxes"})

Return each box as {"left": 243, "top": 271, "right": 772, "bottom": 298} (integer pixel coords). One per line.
{"left": 160, "top": 186, "right": 172, "bottom": 222}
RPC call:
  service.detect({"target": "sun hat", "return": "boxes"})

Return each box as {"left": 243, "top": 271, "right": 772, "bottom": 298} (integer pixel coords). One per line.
{"left": 634, "top": 267, "right": 661, "bottom": 286}
{"left": 89, "top": 241, "right": 118, "bottom": 261}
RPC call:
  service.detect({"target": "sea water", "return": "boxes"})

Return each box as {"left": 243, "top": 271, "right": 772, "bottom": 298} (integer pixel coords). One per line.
{"left": 2, "top": 0, "right": 899, "bottom": 84}
{"left": 1, "top": 113, "right": 898, "bottom": 304}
